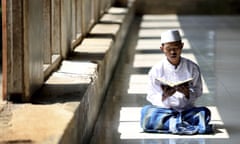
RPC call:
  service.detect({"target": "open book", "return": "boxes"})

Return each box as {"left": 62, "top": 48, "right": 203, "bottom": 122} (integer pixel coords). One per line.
{"left": 156, "top": 77, "right": 193, "bottom": 87}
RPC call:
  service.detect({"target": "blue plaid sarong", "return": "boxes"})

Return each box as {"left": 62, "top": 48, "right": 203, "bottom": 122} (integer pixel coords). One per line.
{"left": 140, "top": 105, "right": 213, "bottom": 135}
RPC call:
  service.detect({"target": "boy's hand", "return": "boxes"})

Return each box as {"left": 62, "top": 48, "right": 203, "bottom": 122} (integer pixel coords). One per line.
{"left": 176, "top": 84, "right": 190, "bottom": 99}
{"left": 161, "top": 85, "right": 176, "bottom": 101}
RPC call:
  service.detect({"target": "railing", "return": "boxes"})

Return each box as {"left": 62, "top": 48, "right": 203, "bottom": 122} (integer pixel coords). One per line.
{"left": 2, "top": 0, "right": 116, "bottom": 101}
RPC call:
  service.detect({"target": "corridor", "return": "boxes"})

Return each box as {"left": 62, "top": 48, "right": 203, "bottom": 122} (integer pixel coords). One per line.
{"left": 89, "top": 15, "right": 240, "bottom": 144}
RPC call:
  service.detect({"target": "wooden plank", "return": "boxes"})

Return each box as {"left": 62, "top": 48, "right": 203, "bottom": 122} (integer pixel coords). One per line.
{"left": 2, "top": 0, "right": 7, "bottom": 100}
{"left": 60, "top": 0, "right": 72, "bottom": 58}
{"left": 9, "top": 0, "right": 24, "bottom": 99}
{"left": 51, "top": 0, "right": 61, "bottom": 55}
{"left": 43, "top": 0, "right": 51, "bottom": 64}
{"left": 72, "top": 0, "right": 76, "bottom": 41}
{"left": 76, "top": 0, "right": 82, "bottom": 35}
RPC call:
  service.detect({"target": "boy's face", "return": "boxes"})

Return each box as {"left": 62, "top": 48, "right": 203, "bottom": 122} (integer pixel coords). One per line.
{"left": 160, "top": 41, "right": 184, "bottom": 66}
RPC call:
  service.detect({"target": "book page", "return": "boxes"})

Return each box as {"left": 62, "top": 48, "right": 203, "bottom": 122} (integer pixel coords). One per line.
{"left": 156, "top": 77, "right": 193, "bottom": 87}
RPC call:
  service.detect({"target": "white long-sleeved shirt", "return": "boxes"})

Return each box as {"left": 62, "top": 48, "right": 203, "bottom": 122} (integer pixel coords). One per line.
{"left": 146, "top": 57, "right": 203, "bottom": 111}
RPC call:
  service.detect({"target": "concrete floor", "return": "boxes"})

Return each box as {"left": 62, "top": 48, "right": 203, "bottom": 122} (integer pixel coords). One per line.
{"left": 89, "top": 15, "right": 240, "bottom": 144}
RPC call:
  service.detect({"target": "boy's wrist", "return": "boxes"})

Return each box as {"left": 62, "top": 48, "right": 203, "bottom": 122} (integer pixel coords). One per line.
{"left": 189, "top": 88, "right": 194, "bottom": 93}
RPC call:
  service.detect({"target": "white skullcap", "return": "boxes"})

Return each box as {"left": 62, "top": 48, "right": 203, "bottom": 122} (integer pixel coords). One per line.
{"left": 160, "top": 29, "right": 181, "bottom": 44}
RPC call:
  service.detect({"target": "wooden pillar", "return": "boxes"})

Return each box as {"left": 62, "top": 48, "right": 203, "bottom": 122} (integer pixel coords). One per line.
{"left": 43, "top": 0, "right": 52, "bottom": 64}
{"left": 23, "top": 0, "right": 44, "bottom": 101}
{"left": 2, "top": 0, "right": 8, "bottom": 100}
{"left": 61, "top": 0, "right": 72, "bottom": 58}
{"left": 51, "top": 0, "right": 61, "bottom": 55}
{"left": 76, "top": 0, "right": 82, "bottom": 36}
{"left": 2, "top": 0, "right": 45, "bottom": 101}
{"left": 2, "top": 0, "right": 24, "bottom": 101}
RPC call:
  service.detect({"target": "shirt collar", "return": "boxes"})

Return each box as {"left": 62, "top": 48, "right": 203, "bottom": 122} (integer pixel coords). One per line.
{"left": 164, "top": 57, "right": 183, "bottom": 71}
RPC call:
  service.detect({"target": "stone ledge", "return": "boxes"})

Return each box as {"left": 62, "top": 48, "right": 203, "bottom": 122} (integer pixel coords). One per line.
{"left": 100, "top": 14, "right": 126, "bottom": 24}
{"left": 73, "top": 45, "right": 111, "bottom": 61}
{"left": 0, "top": 3, "right": 136, "bottom": 144}
{"left": 107, "top": 7, "right": 129, "bottom": 14}
{"left": 32, "top": 61, "right": 97, "bottom": 104}
{"left": 89, "top": 23, "right": 120, "bottom": 39}
{"left": 79, "top": 38, "right": 113, "bottom": 46}
{"left": 72, "top": 38, "right": 114, "bottom": 68}
{"left": 75, "top": 45, "right": 110, "bottom": 54}
{"left": 0, "top": 61, "right": 98, "bottom": 143}
{"left": 1, "top": 103, "right": 74, "bottom": 143}
{"left": 61, "top": 4, "right": 136, "bottom": 144}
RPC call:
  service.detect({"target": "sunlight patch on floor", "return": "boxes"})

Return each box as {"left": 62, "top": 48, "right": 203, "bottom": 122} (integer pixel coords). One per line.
{"left": 118, "top": 106, "right": 229, "bottom": 139}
